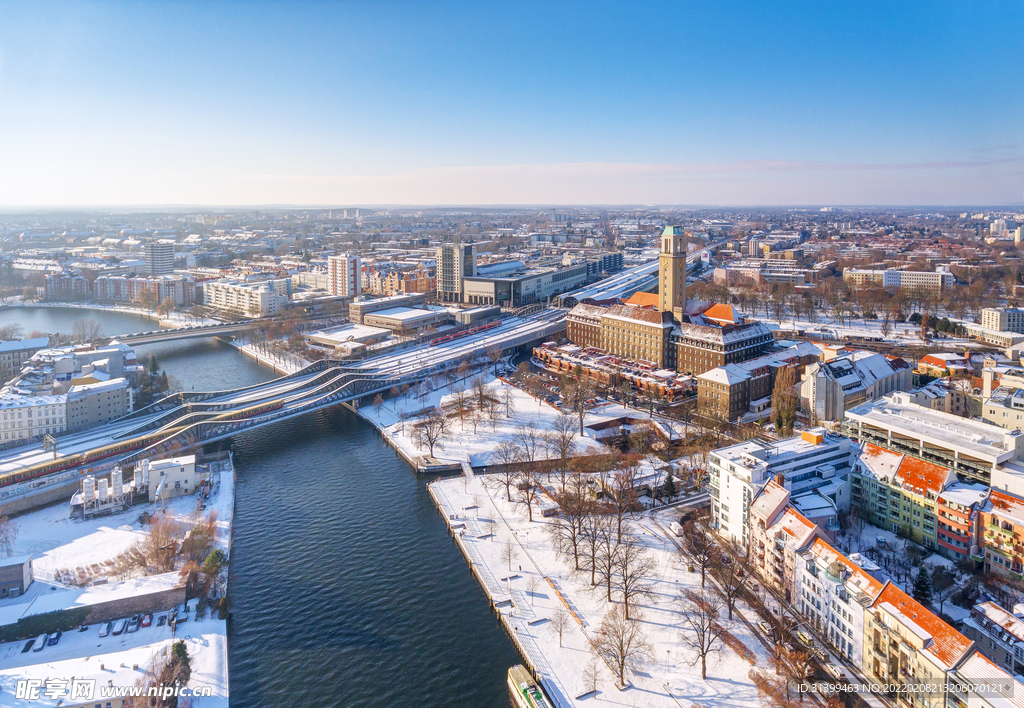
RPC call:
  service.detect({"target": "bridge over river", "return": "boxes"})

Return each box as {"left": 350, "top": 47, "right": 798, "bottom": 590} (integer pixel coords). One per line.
{"left": 0, "top": 309, "right": 566, "bottom": 512}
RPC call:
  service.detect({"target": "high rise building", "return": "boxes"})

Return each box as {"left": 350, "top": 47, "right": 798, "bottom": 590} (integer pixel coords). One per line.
{"left": 436, "top": 243, "right": 477, "bottom": 303}
{"left": 144, "top": 243, "right": 174, "bottom": 276}
{"left": 327, "top": 254, "right": 361, "bottom": 297}
{"left": 657, "top": 226, "right": 687, "bottom": 320}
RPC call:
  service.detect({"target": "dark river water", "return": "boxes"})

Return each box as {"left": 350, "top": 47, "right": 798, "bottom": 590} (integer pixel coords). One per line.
{"left": 1, "top": 307, "right": 521, "bottom": 707}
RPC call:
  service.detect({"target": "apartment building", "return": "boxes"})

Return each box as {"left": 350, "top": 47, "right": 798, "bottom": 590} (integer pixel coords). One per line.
{"left": 961, "top": 602, "right": 1024, "bottom": 676}
{"left": 977, "top": 490, "right": 1024, "bottom": 577}
{"left": 794, "top": 538, "right": 883, "bottom": 667}
{"left": 935, "top": 483, "right": 988, "bottom": 562}
{"left": 709, "top": 429, "right": 853, "bottom": 546}
{"left": 65, "top": 379, "right": 133, "bottom": 431}
{"left": 852, "top": 443, "right": 955, "bottom": 548}
{"left": 748, "top": 487, "right": 823, "bottom": 600}
{"left": 669, "top": 318, "right": 775, "bottom": 376}
{"left": 436, "top": 243, "right": 476, "bottom": 303}
{"left": 327, "top": 254, "right": 361, "bottom": 297}
{"left": 917, "top": 353, "right": 971, "bottom": 378}
{"left": 842, "top": 393, "right": 1024, "bottom": 485}
{"left": 0, "top": 338, "right": 50, "bottom": 382}
{"left": 0, "top": 394, "right": 67, "bottom": 441}
{"left": 864, "top": 582, "right": 973, "bottom": 708}
{"left": 144, "top": 242, "right": 174, "bottom": 276}
{"left": 948, "top": 648, "right": 1024, "bottom": 708}
{"left": 799, "top": 350, "right": 912, "bottom": 422}
{"left": 203, "top": 279, "right": 290, "bottom": 317}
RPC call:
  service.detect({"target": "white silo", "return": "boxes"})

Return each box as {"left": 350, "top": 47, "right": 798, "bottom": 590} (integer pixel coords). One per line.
{"left": 110, "top": 468, "right": 122, "bottom": 496}
{"left": 97, "top": 478, "right": 108, "bottom": 501}
{"left": 82, "top": 476, "right": 95, "bottom": 502}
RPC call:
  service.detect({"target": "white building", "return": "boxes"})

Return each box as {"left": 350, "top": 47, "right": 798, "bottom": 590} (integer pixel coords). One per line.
{"left": 0, "top": 393, "right": 66, "bottom": 441}
{"left": 327, "top": 254, "right": 361, "bottom": 297}
{"left": 146, "top": 455, "right": 197, "bottom": 502}
{"left": 799, "top": 350, "right": 912, "bottom": 422}
{"left": 203, "top": 279, "right": 289, "bottom": 317}
{"left": 842, "top": 392, "right": 1024, "bottom": 485}
{"left": 981, "top": 307, "right": 1024, "bottom": 334}
{"left": 708, "top": 428, "right": 854, "bottom": 546}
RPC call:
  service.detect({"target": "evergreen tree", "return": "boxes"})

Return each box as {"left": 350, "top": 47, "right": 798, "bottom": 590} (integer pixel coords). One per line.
{"left": 912, "top": 566, "right": 933, "bottom": 606}
{"left": 148, "top": 355, "right": 160, "bottom": 377}
{"left": 661, "top": 473, "right": 676, "bottom": 500}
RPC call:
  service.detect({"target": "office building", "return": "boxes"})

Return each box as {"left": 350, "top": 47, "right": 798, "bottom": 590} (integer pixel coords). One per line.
{"left": 799, "top": 351, "right": 912, "bottom": 423}
{"left": 144, "top": 242, "right": 175, "bottom": 276}
{"left": 982, "top": 307, "right": 1024, "bottom": 334}
{"left": 436, "top": 243, "right": 477, "bottom": 303}
{"left": 842, "top": 267, "right": 955, "bottom": 294}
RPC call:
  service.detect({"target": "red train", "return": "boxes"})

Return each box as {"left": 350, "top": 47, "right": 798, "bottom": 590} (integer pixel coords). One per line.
{"left": 428, "top": 320, "right": 501, "bottom": 346}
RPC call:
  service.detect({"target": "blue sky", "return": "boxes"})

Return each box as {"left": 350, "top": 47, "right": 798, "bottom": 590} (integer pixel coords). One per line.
{"left": 1, "top": 0, "right": 1022, "bottom": 206}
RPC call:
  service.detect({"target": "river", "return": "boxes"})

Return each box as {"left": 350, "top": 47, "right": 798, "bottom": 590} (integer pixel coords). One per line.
{"left": 1, "top": 307, "right": 521, "bottom": 707}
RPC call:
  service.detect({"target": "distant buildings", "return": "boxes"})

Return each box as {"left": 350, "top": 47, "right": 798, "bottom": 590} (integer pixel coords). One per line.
{"left": 981, "top": 307, "right": 1024, "bottom": 334}
{"left": 0, "top": 338, "right": 50, "bottom": 383}
{"left": 842, "top": 267, "right": 955, "bottom": 294}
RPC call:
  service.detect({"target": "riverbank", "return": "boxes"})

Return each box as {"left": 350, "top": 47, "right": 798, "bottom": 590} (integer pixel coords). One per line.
{"left": 429, "top": 472, "right": 771, "bottom": 708}
{"left": 223, "top": 338, "right": 309, "bottom": 375}
{"left": 0, "top": 300, "right": 218, "bottom": 330}
{"left": 0, "top": 457, "right": 235, "bottom": 706}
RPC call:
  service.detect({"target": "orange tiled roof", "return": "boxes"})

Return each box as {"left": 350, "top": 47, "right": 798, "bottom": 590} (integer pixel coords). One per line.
{"left": 986, "top": 489, "right": 1024, "bottom": 522}
{"left": 894, "top": 455, "right": 951, "bottom": 496}
{"left": 623, "top": 291, "right": 660, "bottom": 309}
{"left": 872, "top": 582, "right": 972, "bottom": 669}
{"left": 702, "top": 303, "right": 741, "bottom": 324}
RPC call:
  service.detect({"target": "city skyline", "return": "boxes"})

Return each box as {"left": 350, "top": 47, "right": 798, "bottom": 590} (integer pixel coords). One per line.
{"left": 1, "top": 1, "right": 1022, "bottom": 206}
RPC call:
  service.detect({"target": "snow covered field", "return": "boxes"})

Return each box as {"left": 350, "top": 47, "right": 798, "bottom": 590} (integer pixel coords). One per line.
{"left": 0, "top": 459, "right": 234, "bottom": 706}
{"left": 357, "top": 374, "right": 628, "bottom": 466}
{"left": 430, "top": 474, "right": 775, "bottom": 708}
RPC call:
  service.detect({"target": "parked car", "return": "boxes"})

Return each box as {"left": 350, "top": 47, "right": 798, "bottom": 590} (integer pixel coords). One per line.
{"left": 796, "top": 631, "right": 813, "bottom": 646}
{"left": 112, "top": 619, "right": 128, "bottom": 636}
{"left": 127, "top": 615, "right": 141, "bottom": 633}
{"left": 78, "top": 625, "right": 89, "bottom": 632}
{"left": 32, "top": 633, "right": 47, "bottom": 652}
{"left": 99, "top": 622, "right": 112, "bottom": 637}
{"left": 141, "top": 613, "right": 153, "bottom": 628}
{"left": 21, "top": 639, "right": 35, "bottom": 653}
{"left": 157, "top": 615, "right": 167, "bottom": 627}
{"left": 825, "top": 664, "right": 846, "bottom": 681}
{"left": 47, "top": 630, "right": 62, "bottom": 646}
{"left": 668, "top": 521, "right": 684, "bottom": 537}
{"left": 756, "top": 621, "right": 773, "bottom": 636}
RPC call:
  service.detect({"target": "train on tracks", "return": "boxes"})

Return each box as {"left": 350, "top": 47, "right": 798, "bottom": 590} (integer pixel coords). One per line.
{"left": 428, "top": 320, "right": 502, "bottom": 346}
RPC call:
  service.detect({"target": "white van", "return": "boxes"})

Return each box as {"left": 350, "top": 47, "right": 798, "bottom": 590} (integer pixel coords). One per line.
{"left": 32, "top": 633, "right": 47, "bottom": 652}
{"left": 669, "top": 521, "right": 684, "bottom": 537}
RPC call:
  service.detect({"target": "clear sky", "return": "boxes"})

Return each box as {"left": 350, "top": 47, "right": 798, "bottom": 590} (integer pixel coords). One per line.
{"left": 1, "top": 1, "right": 1022, "bottom": 207}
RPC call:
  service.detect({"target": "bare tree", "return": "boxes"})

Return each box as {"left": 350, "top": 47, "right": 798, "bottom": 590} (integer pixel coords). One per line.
{"left": 450, "top": 383, "right": 470, "bottom": 428}
{"left": 527, "top": 574, "right": 541, "bottom": 605}
{"left": 0, "top": 514, "right": 17, "bottom": 557}
{"left": 492, "top": 441, "right": 521, "bottom": 501}
{"left": 548, "top": 474, "right": 592, "bottom": 570}
{"left": 615, "top": 535, "right": 656, "bottom": 620}
{"left": 594, "top": 516, "right": 621, "bottom": 601}
{"left": 486, "top": 343, "right": 504, "bottom": 375}
{"left": 71, "top": 317, "right": 102, "bottom": 343}
{"left": 682, "top": 511, "right": 718, "bottom": 589}
{"left": 545, "top": 412, "right": 578, "bottom": 489}
{"left": 678, "top": 588, "right": 724, "bottom": 680}
{"left": 502, "top": 386, "right": 515, "bottom": 417}
{"left": 518, "top": 472, "right": 541, "bottom": 523}
{"left": 716, "top": 544, "right": 749, "bottom": 621}
{"left": 373, "top": 393, "right": 384, "bottom": 416}
{"left": 609, "top": 458, "right": 642, "bottom": 541}
{"left": 501, "top": 540, "right": 519, "bottom": 571}
{"left": 581, "top": 658, "right": 601, "bottom": 697}
{"left": 514, "top": 423, "right": 542, "bottom": 466}
{"left": 471, "top": 376, "right": 489, "bottom": 409}
{"left": 414, "top": 408, "right": 452, "bottom": 457}
{"left": 582, "top": 511, "right": 614, "bottom": 586}
{"left": 564, "top": 376, "right": 594, "bottom": 435}
{"left": 551, "top": 607, "right": 572, "bottom": 647}
{"left": 594, "top": 604, "right": 653, "bottom": 686}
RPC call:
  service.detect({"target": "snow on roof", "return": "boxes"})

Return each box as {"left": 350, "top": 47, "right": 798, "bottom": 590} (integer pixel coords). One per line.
{"left": 791, "top": 491, "right": 837, "bottom": 517}
{"left": 750, "top": 479, "right": 789, "bottom": 522}
{"left": 921, "top": 352, "right": 971, "bottom": 365}
{"left": 366, "top": 306, "right": 438, "bottom": 321}
{"left": 985, "top": 489, "right": 1024, "bottom": 524}
{"left": 873, "top": 582, "right": 972, "bottom": 669}
{"left": 0, "top": 338, "right": 49, "bottom": 353}
{"left": 972, "top": 602, "right": 1024, "bottom": 644}
{"left": 806, "top": 537, "right": 883, "bottom": 597}
{"left": 697, "top": 341, "right": 822, "bottom": 386}
{"left": 1, "top": 572, "right": 183, "bottom": 627}
{"left": 894, "top": 455, "right": 952, "bottom": 497}
{"left": 938, "top": 482, "right": 989, "bottom": 508}
{"left": 602, "top": 304, "right": 673, "bottom": 327}
{"left": 858, "top": 443, "right": 905, "bottom": 481}
{"left": 954, "top": 650, "right": 1023, "bottom": 708}
{"left": 773, "top": 507, "right": 819, "bottom": 549}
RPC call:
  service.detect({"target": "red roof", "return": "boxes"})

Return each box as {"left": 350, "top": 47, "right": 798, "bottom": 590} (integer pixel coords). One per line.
{"left": 872, "top": 582, "right": 972, "bottom": 669}
{"left": 894, "top": 455, "right": 951, "bottom": 496}
{"left": 702, "top": 303, "right": 742, "bottom": 324}
{"left": 623, "top": 291, "right": 660, "bottom": 309}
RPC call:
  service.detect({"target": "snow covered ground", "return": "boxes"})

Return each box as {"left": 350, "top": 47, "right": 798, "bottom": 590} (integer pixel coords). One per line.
{"left": 229, "top": 340, "right": 309, "bottom": 375}
{"left": 357, "top": 374, "right": 625, "bottom": 466}
{"left": 750, "top": 312, "right": 978, "bottom": 347}
{"left": 430, "top": 474, "right": 775, "bottom": 708}
{"left": 0, "top": 459, "right": 234, "bottom": 706}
